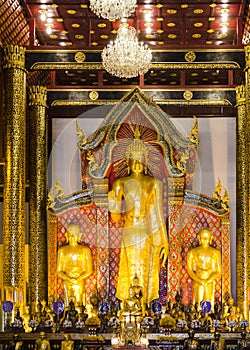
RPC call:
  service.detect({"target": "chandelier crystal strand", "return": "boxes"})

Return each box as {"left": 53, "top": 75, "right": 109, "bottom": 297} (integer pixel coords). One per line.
{"left": 89, "top": 0, "right": 137, "bottom": 20}
{"left": 102, "top": 23, "right": 152, "bottom": 78}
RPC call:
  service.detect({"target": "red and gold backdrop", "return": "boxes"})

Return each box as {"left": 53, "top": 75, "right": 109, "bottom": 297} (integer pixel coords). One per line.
{"left": 48, "top": 88, "right": 230, "bottom": 307}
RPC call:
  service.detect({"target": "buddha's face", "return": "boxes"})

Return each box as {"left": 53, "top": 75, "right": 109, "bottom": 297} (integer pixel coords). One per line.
{"left": 67, "top": 225, "right": 81, "bottom": 244}
{"left": 133, "top": 277, "right": 139, "bottom": 286}
{"left": 198, "top": 230, "right": 212, "bottom": 247}
{"left": 129, "top": 158, "right": 145, "bottom": 174}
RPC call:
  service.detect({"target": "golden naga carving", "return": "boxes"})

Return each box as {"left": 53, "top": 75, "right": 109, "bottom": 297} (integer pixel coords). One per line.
{"left": 86, "top": 148, "right": 98, "bottom": 171}
{"left": 176, "top": 149, "right": 190, "bottom": 175}
{"left": 213, "top": 178, "right": 230, "bottom": 212}
{"left": 76, "top": 121, "right": 87, "bottom": 148}
{"left": 186, "top": 228, "right": 222, "bottom": 310}
{"left": 108, "top": 125, "right": 168, "bottom": 307}
{"left": 189, "top": 115, "right": 199, "bottom": 145}
{"left": 47, "top": 178, "right": 64, "bottom": 209}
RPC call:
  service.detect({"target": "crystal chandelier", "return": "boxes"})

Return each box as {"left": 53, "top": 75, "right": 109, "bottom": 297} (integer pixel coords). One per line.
{"left": 89, "top": 0, "right": 137, "bottom": 20}
{"left": 102, "top": 23, "right": 152, "bottom": 79}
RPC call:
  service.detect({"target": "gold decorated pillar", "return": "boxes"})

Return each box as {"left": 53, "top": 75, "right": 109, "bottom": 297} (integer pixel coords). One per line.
{"left": 235, "top": 82, "right": 249, "bottom": 319}
{"left": 2, "top": 45, "right": 26, "bottom": 304}
{"left": 28, "top": 86, "right": 48, "bottom": 304}
{"left": 245, "top": 46, "right": 250, "bottom": 317}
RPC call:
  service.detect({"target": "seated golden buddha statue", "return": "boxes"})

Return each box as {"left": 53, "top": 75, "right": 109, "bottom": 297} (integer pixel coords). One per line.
{"left": 57, "top": 224, "right": 93, "bottom": 306}
{"left": 186, "top": 228, "right": 222, "bottom": 310}
{"left": 120, "top": 286, "right": 142, "bottom": 319}
{"left": 109, "top": 126, "right": 168, "bottom": 307}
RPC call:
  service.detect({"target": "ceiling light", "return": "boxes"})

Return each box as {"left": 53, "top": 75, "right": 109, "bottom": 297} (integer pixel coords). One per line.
{"left": 221, "top": 13, "right": 228, "bottom": 22}
{"left": 46, "top": 27, "right": 52, "bottom": 35}
{"left": 102, "top": 22, "right": 152, "bottom": 78}
{"left": 39, "top": 9, "right": 48, "bottom": 21}
{"left": 221, "top": 26, "right": 228, "bottom": 34}
{"left": 89, "top": 0, "right": 137, "bottom": 20}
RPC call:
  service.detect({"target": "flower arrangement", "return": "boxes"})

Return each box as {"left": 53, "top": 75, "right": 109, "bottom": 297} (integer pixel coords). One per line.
{"left": 176, "top": 319, "right": 186, "bottom": 329}
{"left": 190, "top": 319, "right": 201, "bottom": 329}
{"left": 62, "top": 319, "right": 73, "bottom": 328}
{"left": 108, "top": 316, "right": 120, "bottom": 328}
{"left": 141, "top": 316, "right": 154, "bottom": 328}
{"left": 28, "top": 319, "right": 39, "bottom": 329}
{"left": 75, "top": 320, "right": 85, "bottom": 328}
{"left": 240, "top": 320, "right": 249, "bottom": 329}
{"left": 212, "top": 319, "right": 221, "bottom": 329}
{"left": 12, "top": 319, "right": 23, "bottom": 328}
{"left": 44, "top": 319, "right": 54, "bottom": 328}
{"left": 228, "top": 320, "right": 237, "bottom": 330}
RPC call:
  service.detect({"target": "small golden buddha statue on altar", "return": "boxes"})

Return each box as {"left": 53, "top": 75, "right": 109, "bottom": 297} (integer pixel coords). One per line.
{"left": 57, "top": 224, "right": 93, "bottom": 306}
{"left": 61, "top": 334, "right": 74, "bottom": 350}
{"left": 35, "top": 332, "right": 51, "bottom": 350}
{"left": 186, "top": 228, "right": 222, "bottom": 310}
{"left": 120, "top": 286, "right": 142, "bottom": 320}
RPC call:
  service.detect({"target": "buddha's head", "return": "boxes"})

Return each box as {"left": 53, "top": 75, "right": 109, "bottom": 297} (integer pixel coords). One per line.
{"left": 125, "top": 125, "right": 148, "bottom": 174}
{"left": 66, "top": 224, "right": 82, "bottom": 244}
{"left": 198, "top": 228, "right": 213, "bottom": 246}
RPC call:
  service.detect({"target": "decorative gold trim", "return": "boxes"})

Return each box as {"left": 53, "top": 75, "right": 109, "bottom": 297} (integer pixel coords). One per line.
{"left": 235, "top": 85, "right": 246, "bottom": 106}
{"left": 26, "top": 48, "right": 244, "bottom": 54}
{"left": 89, "top": 90, "right": 99, "bottom": 100}
{"left": 185, "top": 51, "right": 196, "bottom": 62}
{"left": 47, "top": 87, "right": 236, "bottom": 92}
{"left": 30, "top": 62, "right": 103, "bottom": 70}
{"left": 30, "top": 61, "right": 240, "bottom": 71}
{"left": 3, "top": 45, "right": 26, "bottom": 70}
{"left": 244, "top": 46, "right": 250, "bottom": 67}
{"left": 183, "top": 90, "right": 193, "bottom": 100}
{"left": 29, "top": 86, "right": 47, "bottom": 107}
{"left": 74, "top": 51, "right": 86, "bottom": 62}
{"left": 51, "top": 99, "right": 232, "bottom": 106}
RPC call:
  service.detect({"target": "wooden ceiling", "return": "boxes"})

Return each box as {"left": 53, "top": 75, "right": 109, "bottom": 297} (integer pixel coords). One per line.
{"left": 0, "top": 0, "right": 249, "bottom": 90}
{"left": 0, "top": 0, "right": 247, "bottom": 49}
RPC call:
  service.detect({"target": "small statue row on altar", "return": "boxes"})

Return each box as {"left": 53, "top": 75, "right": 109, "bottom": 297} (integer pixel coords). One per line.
{"left": 5, "top": 289, "right": 248, "bottom": 335}
{"left": 7, "top": 332, "right": 75, "bottom": 350}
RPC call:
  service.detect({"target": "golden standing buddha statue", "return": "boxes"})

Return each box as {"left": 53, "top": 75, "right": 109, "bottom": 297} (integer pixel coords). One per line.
{"left": 108, "top": 126, "right": 168, "bottom": 307}
{"left": 186, "top": 228, "right": 222, "bottom": 310}
{"left": 35, "top": 332, "right": 51, "bottom": 350}
{"left": 57, "top": 224, "right": 93, "bottom": 306}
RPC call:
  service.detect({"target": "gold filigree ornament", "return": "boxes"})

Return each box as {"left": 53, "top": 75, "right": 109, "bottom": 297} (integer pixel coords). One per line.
{"left": 183, "top": 90, "right": 193, "bottom": 101}
{"left": 189, "top": 115, "right": 199, "bottom": 145}
{"left": 86, "top": 148, "right": 98, "bottom": 171}
{"left": 212, "top": 177, "right": 230, "bottom": 212}
{"left": 184, "top": 51, "right": 196, "bottom": 62}
{"left": 74, "top": 51, "right": 86, "bottom": 63}
{"left": 47, "top": 178, "right": 64, "bottom": 209}
{"left": 76, "top": 121, "right": 87, "bottom": 148}
{"left": 89, "top": 90, "right": 99, "bottom": 101}
{"left": 176, "top": 149, "right": 189, "bottom": 175}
